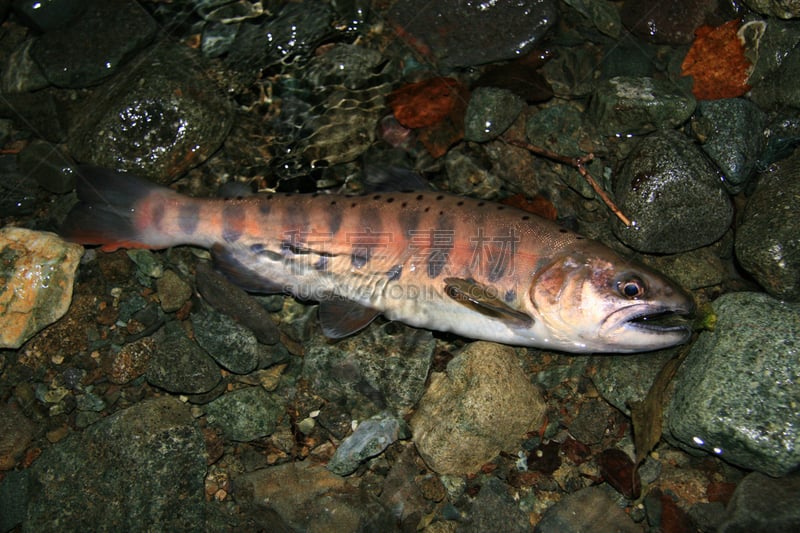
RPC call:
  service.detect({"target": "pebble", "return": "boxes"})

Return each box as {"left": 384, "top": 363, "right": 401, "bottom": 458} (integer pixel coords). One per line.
{"left": 302, "top": 322, "right": 435, "bottom": 418}
{"left": 190, "top": 306, "right": 261, "bottom": 374}
{"left": 387, "top": 0, "right": 557, "bottom": 68}
{"left": 0, "top": 403, "right": 36, "bottom": 470}
{"left": 155, "top": 269, "right": 192, "bottom": 313}
{"left": 328, "top": 414, "right": 404, "bottom": 476}
{"left": 692, "top": 98, "right": 767, "bottom": 193}
{"left": 411, "top": 342, "right": 545, "bottom": 475}
{"left": 145, "top": 321, "right": 221, "bottom": 394}
{"left": 588, "top": 76, "right": 696, "bottom": 136}
{"left": 742, "top": 0, "right": 800, "bottom": 18}
{"left": 462, "top": 477, "right": 531, "bottom": 533}
{"left": 204, "top": 386, "right": 283, "bottom": 441}
{"left": 463, "top": 87, "right": 525, "bottom": 143}
{"left": 611, "top": 129, "right": 733, "bottom": 253}
{"left": 748, "top": 19, "right": 800, "bottom": 110}
{"left": 735, "top": 148, "right": 800, "bottom": 301}
{"left": 0, "top": 227, "right": 83, "bottom": 349}
{"left": 67, "top": 43, "right": 234, "bottom": 184}
{"left": 666, "top": 292, "right": 800, "bottom": 477}
{"left": 535, "top": 486, "right": 641, "bottom": 532}
{"left": 107, "top": 337, "right": 155, "bottom": 384}
{"left": 2, "top": 396, "right": 206, "bottom": 531}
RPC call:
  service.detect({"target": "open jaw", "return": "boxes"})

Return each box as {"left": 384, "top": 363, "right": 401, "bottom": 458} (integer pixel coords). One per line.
{"left": 604, "top": 303, "right": 694, "bottom": 342}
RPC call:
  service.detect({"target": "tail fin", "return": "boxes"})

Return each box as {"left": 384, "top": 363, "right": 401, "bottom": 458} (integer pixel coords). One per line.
{"left": 61, "top": 166, "right": 170, "bottom": 252}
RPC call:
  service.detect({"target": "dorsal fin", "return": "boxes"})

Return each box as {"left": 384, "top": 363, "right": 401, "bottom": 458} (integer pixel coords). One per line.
{"left": 444, "top": 277, "right": 533, "bottom": 327}
{"left": 318, "top": 299, "right": 381, "bottom": 339}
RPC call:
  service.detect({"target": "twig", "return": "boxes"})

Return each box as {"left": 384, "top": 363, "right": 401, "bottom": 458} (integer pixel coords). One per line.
{"left": 503, "top": 137, "right": 632, "bottom": 227}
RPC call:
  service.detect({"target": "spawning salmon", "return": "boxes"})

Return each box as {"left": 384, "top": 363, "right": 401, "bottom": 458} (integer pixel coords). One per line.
{"left": 61, "top": 166, "right": 694, "bottom": 353}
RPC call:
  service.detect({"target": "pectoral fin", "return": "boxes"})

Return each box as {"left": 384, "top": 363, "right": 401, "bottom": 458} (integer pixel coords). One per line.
{"left": 444, "top": 277, "right": 533, "bottom": 327}
{"left": 319, "top": 299, "right": 381, "bottom": 339}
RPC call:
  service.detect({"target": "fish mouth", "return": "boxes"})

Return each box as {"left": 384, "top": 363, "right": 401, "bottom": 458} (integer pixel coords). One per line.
{"left": 603, "top": 302, "right": 694, "bottom": 344}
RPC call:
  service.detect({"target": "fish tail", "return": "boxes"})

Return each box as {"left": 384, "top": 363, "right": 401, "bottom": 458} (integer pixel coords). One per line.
{"left": 61, "top": 166, "right": 186, "bottom": 252}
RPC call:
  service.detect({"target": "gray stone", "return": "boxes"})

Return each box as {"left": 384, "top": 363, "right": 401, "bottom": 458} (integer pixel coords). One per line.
{"left": 742, "top": 0, "right": 800, "bottom": 18}
{"left": 535, "top": 486, "right": 642, "bottom": 532}
{"left": 464, "top": 87, "right": 525, "bottom": 143}
{"left": 462, "top": 477, "right": 530, "bottom": 533}
{"left": 387, "top": 0, "right": 557, "bottom": 68}
{"left": 694, "top": 99, "right": 766, "bottom": 193}
{"left": 612, "top": 129, "right": 733, "bottom": 253}
{"left": 328, "top": 414, "right": 403, "bottom": 476}
{"left": 30, "top": 0, "right": 158, "bottom": 88}
{"left": 303, "top": 322, "right": 434, "bottom": 419}
{"left": 588, "top": 76, "right": 695, "bottom": 136}
{"left": 155, "top": 269, "right": 192, "bottom": 313}
{"left": 22, "top": 397, "right": 206, "bottom": 530}
{"left": 748, "top": 20, "right": 800, "bottom": 110}
{"left": 204, "top": 386, "right": 283, "bottom": 441}
{"left": 191, "top": 307, "right": 261, "bottom": 374}
{"left": 146, "top": 321, "right": 221, "bottom": 394}
{"left": 591, "top": 349, "right": 677, "bottom": 416}
{"left": 718, "top": 471, "right": 800, "bottom": 532}
{"left": 735, "top": 149, "right": 800, "bottom": 301}
{"left": 666, "top": 292, "right": 800, "bottom": 477}
{"left": 68, "top": 43, "right": 233, "bottom": 184}
{"left": 410, "top": 342, "right": 545, "bottom": 475}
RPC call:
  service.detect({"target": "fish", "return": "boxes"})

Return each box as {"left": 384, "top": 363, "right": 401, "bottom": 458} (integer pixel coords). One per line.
{"left": 60, "top": 166, "right": 694, "bottom": 353}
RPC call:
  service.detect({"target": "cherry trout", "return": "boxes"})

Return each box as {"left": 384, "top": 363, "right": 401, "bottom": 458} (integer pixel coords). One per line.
{"left": 61, "top": 166, "right": 694, "bottom": 353}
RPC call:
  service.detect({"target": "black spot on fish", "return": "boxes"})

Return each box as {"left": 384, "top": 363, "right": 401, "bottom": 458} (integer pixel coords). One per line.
{"left": 424, "top": 207, "right": 430, "bottom": 213}
{"left": 504, "top": 290, "right": 516, "bottom": 303}
{"left": 314, "top": 256, "right": 329, "bottom": 271}
{"left": 387, "top": 264, "right": 402, "bottom": 281}
{"left": 386, "top": 197, "right": 395, "bottom": 203}
{"left": 351, "top": 251, "right": 369, "bottom": 269}
{"left": 436, "top": 195, "right": 444, "bottom": 201}
{"left": 222, "top": 204, "right": 245, "bottom": 243}
{"left": 258, "top": 202, "right": 271, "bottom": 216}
{"left": 559, "top": 229, "right": 568, "bottom": 233}
{"left": 327, "top": 209, "right": 343, "bottom": 236}
{"left": 477, "top": 202, "right": 485, "bottom": 207}
{"left": 350, "top": 202, "right": 357, "bottom": 208}
{"left": 416, "top": 194, "right": 424, "bottom": 201}
{"left": 330, "top": 200, "right": 337, "bottom": 206}
{"left": 457, "top": 201, "right": 464, "bottom": 206}
{"left": 521, "top": 215, "right": 530, "bottom": 220}
{"left": 178, "top": 203, "right": 198, "bottom": 234}
{"left": 151, "top": 201, "right": 165, "bottom": 231}
{"left": 401, "top": 201, "right": 408, "bottom": 208}
{"left": 497, "top": 206, "right": 505, "bottom": 211}
{"left": 373, "top": 194, "right": 382, "bottom": 200}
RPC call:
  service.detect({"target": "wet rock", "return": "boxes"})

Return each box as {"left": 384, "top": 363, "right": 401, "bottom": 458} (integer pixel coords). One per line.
{"left": 535, "top": 486, "right": 641, "bottom": 533}
{"left": 388, "top": 0, "right": 557, "bottom": 68}
{"left": 108, "top": 337, "right": 154, "bottom": 385}
{"left": 612, "top": 129, "right": 733, "bottom": 253}
{"left": 236, "top": 461, "right": 396, "bottom": 531}
{"left": 0, "top": 227, "right": 83, "bottom": 349}
{"left": 464, "top": 87, "right": 525, "bottom": 143}
{"left": 16, "top": 139, "right": 75, "bottom": 193}
{"left": 305, "top": 43, "right": 386, "bottom": 90}
{"left": 195, "top": 262, "right": 280, "bottom": 345}
{"left": 588, "top": 76, "right": 695, "bottom": 136}
{"left": 0, "top": 468, "right": 29, "bottom": 532}
{"left": 328, "top": 414, "right": 404, "bottom": 476}
{"left": 462, "top": 477, "right": 530, "bottom": 533}
{"left": 693, "top": 98, "right": 767, "bottom": 193}
{"left": 620, "top": 0, "right": 716, "bottom": 44}
{"left": 718, "top": 471, "right": 800, "bottom": 531}
{"left": 742, "top": 0, "right": 800, "bottom": 18}
{"left": 22, "top": 396, "right": 206, "bottom": 530}
{"left": 444, "top": 143, "right": 503, "bottom": 200}
{"left": 303, "top": 322, "right": 435, "bottom": 419}
{"left": 568, "top": 399, "right": 619, "bottom": 445}
{"left": 666, "top": 292, "right": 800, "bottom": 477}
{"left": 410, "top": 341, "right": 545, "bottom": 475}
{"left": 591, "top": 349, "right": 677, "bottom": 417}
{"left": 191, "top": 306, "right": 261, "bottom": 374}
{"left": 735, "top": 149, "right": 800, "bottom": 300}
{"left": 30, "top": 0, "right": 158, "bottom": 88}
{"left": 204, "top": 386, "right": 283, "bottom": 441}
{"left": 146, "top": 321, "right": 221, "bottom": 394}
{"left": 11, "top": 0, "right": 87, "bottom": 32}
{"left": 126, "top": 249, "right": 164, "bottom": 279}
{"left": 68, "top": 43, "right": 233, "bottom": 184}
{"left": 642, "top": 244, "right": 729, "bottom": 291}
{"left": 0, "top": 402, "right": 35, "bottom": 470}
{"left": 760, "top": 114, "right": 800, "bottom": 167}
{"left": 156, "top": 269, "right": 192, "bottom": 313}
{"left": 748, "top": 20, "right": 800, "bottom": 110}
{"left": 380, "top": 444, "right": 437, "bottom": 527}
{"left": 0, "top": 88, "right": 68, "bottom": 142}
{"left": 2, "top": 39, "right": 49, "bottom": 93}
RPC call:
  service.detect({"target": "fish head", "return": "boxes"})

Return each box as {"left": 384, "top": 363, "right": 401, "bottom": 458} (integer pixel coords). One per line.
{"left": 529, "top": 243, "right": 694, "bottom": 353}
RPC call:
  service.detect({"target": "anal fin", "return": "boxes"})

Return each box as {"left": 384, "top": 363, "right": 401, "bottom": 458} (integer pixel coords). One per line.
{"left": 319, "top": 299, "right": 381, "bottom": 339}
{"left": 444, "top": 277, "right": 533, "bottom": 327}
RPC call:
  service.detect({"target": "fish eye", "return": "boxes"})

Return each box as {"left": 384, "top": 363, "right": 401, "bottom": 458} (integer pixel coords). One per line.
{"left": 618, "top": 277, "right": 645, "bottom": 299}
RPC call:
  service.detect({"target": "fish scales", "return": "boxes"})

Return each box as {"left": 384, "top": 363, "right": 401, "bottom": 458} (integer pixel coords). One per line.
{"left": 61, "top": 166, "right": 694, "bottom": 353}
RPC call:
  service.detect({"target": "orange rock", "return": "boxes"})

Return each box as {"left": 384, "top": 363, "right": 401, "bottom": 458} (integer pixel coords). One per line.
{"left": 681, "top": 19, "right": 752, "bottom": 100}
